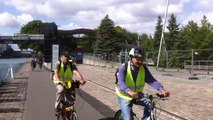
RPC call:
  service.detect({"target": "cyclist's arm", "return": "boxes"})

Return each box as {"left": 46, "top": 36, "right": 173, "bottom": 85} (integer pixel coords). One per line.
{"left": 72, "top": 65, "right": 86, "bottom": 85}
{"left": 54, "top": 62, "right": 60, "bottom": 81}
{"left": 117, "top": 64, "right": 130, "bottom": 93}
{"left": 144, "top": 65, "right": 164, "bottom": 91}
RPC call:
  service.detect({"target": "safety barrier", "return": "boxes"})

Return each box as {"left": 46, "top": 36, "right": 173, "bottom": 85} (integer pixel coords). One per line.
{"left": 0, "top": 65, "right": 14, "bottom": 86}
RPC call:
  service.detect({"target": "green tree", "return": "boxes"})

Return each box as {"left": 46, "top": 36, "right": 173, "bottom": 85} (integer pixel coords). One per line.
{"left": 153, "top": 16, "right": 163, "bottom": 51}
{"left": 140, "top": 33, "right": 153, "bottom": 52}
{"left": 94, "top": 15, "right": 117, "bottom": 55}
{"left": 19, "top": 20, "right": 43, "bottom": 54}
{"left": 197, "top": 15, "right": 213, "bottom": 60}
{"left": 182, "top": 20, "right": 199, "bottom": 49}
{"left": 166, "top": 14, "right": 180, "bottom": 50}
{"left": 78, "top": 33, "right": 96, "bottom": 53}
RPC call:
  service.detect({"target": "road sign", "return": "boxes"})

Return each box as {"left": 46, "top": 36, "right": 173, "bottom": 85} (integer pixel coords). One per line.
{"left": 51, "top": 44, "right": 59, "bottom": 71}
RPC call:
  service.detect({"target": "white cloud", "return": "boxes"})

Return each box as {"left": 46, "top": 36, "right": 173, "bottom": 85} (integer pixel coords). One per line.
{"left": 58, "top": 22, "right": 80, "bottom": 30}
{"left": 17, "top": 14, "right": 34, "bottom": 26}
{"left": 0, "top": 12, "right": 33, "bottom": 27}
{"left": 195, "top": 0, "right": 213, "bottom": 10}
{"left": 1, "top": 0, "right": 212, "bottom": 35}
{"left": 4, "top": 0, "right": 37, "bottom": 12}
{"left": 0, "top": 12, "right": 19, "bottom": 27}
{"left": 182, "top": 11, "right": 213, "bottom": 26}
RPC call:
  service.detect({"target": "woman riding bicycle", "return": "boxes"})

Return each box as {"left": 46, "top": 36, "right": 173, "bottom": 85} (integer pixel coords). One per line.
{"left": 53, "top": 51, "right": 86, "bottom": 118}
{"left": 116, "top": 47, "right": 169, "bottom": 120}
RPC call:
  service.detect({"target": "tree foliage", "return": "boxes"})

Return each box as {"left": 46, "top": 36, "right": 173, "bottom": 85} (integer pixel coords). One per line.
{"left": 153, "top": 16, "right": 163, "bottom": 51}
{"left": 94, "top": 15, "right": 117, "bottom": 54}
{"left": 18, "top": 13, "right": 213, "bottom": 68}
{"left": 19, "top": 20, "right": 43, "bottom": 53}
{"left": 166, "top": 14, "right": 180, "bottom": 50}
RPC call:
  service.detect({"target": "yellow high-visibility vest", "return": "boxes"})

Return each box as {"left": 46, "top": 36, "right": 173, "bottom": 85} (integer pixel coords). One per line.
{"left": 116, "top": 62, "right": 145, "bottom": 101}
{"left": 53, "top": 62, "right": 73, "bottom": 83}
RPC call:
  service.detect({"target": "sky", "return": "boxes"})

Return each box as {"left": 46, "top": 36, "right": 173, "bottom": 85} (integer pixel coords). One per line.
{"left": 0, "top": 0, "right": 213, "bottom": 50}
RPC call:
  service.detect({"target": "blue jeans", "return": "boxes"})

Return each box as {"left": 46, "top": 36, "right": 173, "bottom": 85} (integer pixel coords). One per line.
{"left": 117, "top": 94, "right": 151, "bottom": 120}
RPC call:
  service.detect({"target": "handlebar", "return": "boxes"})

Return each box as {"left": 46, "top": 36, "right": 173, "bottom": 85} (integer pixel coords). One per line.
{"left": 156, "top": 92, "right": 169, "bottom": 98}
{"left": 133, "top": 92, "right": 169, "bottom": 103}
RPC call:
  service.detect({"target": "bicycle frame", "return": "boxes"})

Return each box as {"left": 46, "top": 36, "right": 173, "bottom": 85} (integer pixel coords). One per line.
{"left": 57, "top": 81, "right": 80, "bottom": 120}
{"left": 114, "top": 93, "right": 166, "bottom": 120}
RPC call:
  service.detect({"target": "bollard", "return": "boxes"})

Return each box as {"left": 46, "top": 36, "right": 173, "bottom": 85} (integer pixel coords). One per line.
{"left": 10, "top": 65, "right": 14, "bottom": 79}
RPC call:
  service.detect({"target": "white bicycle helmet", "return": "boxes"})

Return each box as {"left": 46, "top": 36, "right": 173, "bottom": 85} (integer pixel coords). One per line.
{"left": 129, "top": 47, "right": 145, "bottom": 58}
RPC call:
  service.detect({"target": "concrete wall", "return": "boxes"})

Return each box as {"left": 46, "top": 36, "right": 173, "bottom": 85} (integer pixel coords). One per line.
{"left": 83, "top": 57, "right": 121, "bottom": 69}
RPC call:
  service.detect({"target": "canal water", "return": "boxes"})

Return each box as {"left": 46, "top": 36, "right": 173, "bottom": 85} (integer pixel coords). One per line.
{"left": 0, "top": 58, "right": 28, "bottom": 83}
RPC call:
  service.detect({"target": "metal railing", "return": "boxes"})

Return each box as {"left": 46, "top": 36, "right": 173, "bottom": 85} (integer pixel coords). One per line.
{"left": 0, "top": 65, "right": 14, "bottom": 85}
{"left": 184, "top": 60, "right": 213, "bottom": 72}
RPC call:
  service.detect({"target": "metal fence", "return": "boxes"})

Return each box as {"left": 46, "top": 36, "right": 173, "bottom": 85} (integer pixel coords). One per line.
{"left": 184, "top": 60, "right": 213, "bottom": 73}
{"left": 83, "top": 51, "right": 155, "bottom": 67}
{"left": 146, "top": 48, "right": 213, "bottom": 72}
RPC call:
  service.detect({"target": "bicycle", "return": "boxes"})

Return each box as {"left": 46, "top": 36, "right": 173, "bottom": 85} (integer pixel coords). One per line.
{"left": 114, "top": 93, "right": 169, "bottom": 120}
{"left": 57, "top": 80, "right": 81, "bottom": 120}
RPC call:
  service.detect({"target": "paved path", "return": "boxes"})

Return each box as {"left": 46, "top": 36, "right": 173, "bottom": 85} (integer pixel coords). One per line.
{"left": 0, "top": 63, "right": 115, "bottom": 120}
{"left": 0, "top": 63, "right": 29, "bottom": 120}
{"left": 23, "top": 66, "right": 114, "bottom": 120}
{"left": 76, "top": 64, "right": 213, "bottom": 120}
{"left": 1, "top": 62, "right": 212, "bottom": 120}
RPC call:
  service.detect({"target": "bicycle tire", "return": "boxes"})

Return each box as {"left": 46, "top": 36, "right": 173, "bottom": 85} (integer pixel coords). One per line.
{"left": 69, "top": 111, "right": 78, "bottom": 120}
{"left": 114, "top": 110, "right": 123, "bottom": 120}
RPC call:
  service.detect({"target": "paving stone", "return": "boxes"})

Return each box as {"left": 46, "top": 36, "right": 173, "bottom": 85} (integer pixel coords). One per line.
{"left": 0, "top": 63, "right": 29, "bottom": 120}
{"left": 76, "top": 64, "right": 213, "bottom": 120}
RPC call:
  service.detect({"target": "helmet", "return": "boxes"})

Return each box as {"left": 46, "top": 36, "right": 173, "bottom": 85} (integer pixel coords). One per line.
{"left": 62, "top": 51, "right": 70, "bottom": 58}
{"left": 129, "top": 47, "right": 145, "bottom": 58}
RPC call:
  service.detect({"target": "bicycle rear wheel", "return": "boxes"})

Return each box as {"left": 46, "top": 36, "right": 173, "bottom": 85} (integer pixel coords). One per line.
{"left": 114, "top": 110, "right": 123, "bottom": 120}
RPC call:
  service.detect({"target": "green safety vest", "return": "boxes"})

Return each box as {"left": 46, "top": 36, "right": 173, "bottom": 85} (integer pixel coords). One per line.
{"left": 116, "top": 62, "right": 145, "bottom": 101}
{"left": 53, "top": 62, "right": 73, "bottom": 83}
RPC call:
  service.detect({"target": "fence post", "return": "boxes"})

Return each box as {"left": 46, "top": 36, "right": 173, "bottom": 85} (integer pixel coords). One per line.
{"left": 125, "top": 49, "right": 128, "bottom": 63}
{"left": 191, "top": 49, "right": 194, "bottom": 75}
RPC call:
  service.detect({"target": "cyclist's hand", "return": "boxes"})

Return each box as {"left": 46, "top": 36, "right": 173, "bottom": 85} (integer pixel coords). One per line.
{"left": 59, "top": 81, "right": 66, "bottom": 87}
{"left": 79, "top": 80, "right": 86, "bottom": 85}
{"left": 128, "top": 90, "right": 138, "bottom": 99}
{"left": 160, "top": 89, "right": 170, "bottom": 97}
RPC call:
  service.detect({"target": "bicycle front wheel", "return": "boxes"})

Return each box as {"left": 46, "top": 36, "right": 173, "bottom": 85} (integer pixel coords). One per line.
{"left": 114, "top": 110, "right": 123, "bottom": 120}
{"left": 69, "top": 111, "right": 78, "bottom": 120}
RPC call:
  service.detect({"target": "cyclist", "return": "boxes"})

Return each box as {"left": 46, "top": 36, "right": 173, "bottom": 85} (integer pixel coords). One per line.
{"left": 37, "top": 56, "right": 43, "bottom": 69}
{"left": 53, "top": 51, "right": 86, "bottom": 117}
{"left": 31, "top": 56, "right": 36, "bottom": 70}
{"left": 116, "top": 47, "right": 169, "bottom": 120}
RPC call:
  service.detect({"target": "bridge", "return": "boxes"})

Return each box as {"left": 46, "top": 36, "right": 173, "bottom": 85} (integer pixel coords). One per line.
{"left": 0, "top": 34, "right": 45, "bottom": 44}
{"left": 0, "top": 28, "right": 96, "bottom": 44}
{"left": 0, "top": 23, "right": 96, "bottom": 62}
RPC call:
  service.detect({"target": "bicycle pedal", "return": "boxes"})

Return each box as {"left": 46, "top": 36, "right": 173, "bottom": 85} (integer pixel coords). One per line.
{"left": 65, "top": 106, "right": 73, "bottom": 111}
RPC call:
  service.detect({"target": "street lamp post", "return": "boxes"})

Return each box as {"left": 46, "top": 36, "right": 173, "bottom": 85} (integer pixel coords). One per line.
{"left": 191, "top": 49, "right": 199, "bottom": 75}
{"left": 156, "top": 0, "right": 170, "bottom": 70}
{"left": 191, "top": 49, "right": 194, "bottom": 75}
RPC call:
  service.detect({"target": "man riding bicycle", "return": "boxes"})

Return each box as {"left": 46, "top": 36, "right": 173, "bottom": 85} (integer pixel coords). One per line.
{"left": 31, "top": 56, "right": 36, "bottom": 70}
{"left": 116, "top": 47, "right": 169, "bottom": 120}
{"left": 53, "top": 51, "right": 86, "bottom": 118}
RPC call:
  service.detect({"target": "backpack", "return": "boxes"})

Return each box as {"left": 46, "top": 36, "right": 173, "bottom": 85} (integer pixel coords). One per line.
{"left": 115, "top": 63, "right": 128, "bottom": 84}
